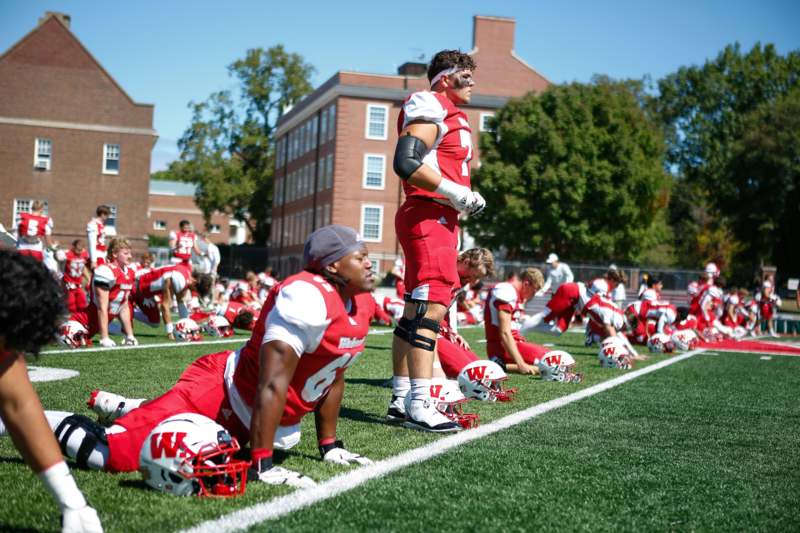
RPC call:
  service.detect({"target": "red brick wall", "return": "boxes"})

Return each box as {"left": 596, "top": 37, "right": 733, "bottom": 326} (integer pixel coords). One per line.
{"left": 148, "top": 194, "right": 238, "bottom": 245}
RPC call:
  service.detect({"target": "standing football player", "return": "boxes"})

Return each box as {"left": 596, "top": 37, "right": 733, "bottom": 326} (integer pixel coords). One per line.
{"left": 390, "top": 49, "right": 486, "bottom": 433}
{"left": 42, "top": 225, "right": 375, "bottom": 488}
{"left": 86, "top": 205, "right": 110, "bottom": 271}
{"left": 169, "top": 220, "right": 203, "bottom": 266}
{"left": 63, "top": 240, "right": 91, "bottom": 313}
{"left": 0, "top": 250, "right": 103, "bottom": 532}
{"left": 15, "top": 200, "right": 54, "bottom": 262}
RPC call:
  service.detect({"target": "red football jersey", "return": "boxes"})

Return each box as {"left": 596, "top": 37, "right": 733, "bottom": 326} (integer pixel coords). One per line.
{"left": 16, "top": 212, "right": 53, "bottom": 252}
{"left": 90, "top": 262, "right": 135, "bottom": 317}
{"left": 170, "top": 230, "right": 196, "bottom": 261}
{"left": 397, "top": 91, "right": 473, "bottom": 203}
{"left": 63, "top": 249, "right": 89, "bottom": 285}
{"left": 483, "top": 282, "right": 525, "bottom": 356}
{"left": 585, "top": 294, "right": 625, "bottom": 332}
{"left": 227, "top": 271, "right": 372, "bottom": 426}
{"left": 135, "top": 264, "right": 191, "bottom": 299}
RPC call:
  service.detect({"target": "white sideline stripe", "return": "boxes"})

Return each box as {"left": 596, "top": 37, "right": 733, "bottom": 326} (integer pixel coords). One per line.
{"left": 179, "top": 348, "right": 705, "bottom": 533}
{"left": 42, "top": 338, "right": 246, "bottom": 355}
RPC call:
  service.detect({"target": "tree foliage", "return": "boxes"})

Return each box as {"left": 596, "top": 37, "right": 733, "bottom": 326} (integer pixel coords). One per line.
{"left": 654, "top": 43, "right": 800, "bottom": 276}
{"left": 162, "top": 46, "right": 314, "bottom": 241}
{"left": 466, "top": 77, "right": 671, "bottom": 263}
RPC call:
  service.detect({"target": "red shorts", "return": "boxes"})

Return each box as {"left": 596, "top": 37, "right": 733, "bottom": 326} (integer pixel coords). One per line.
{"left": 17, "top": 248, "right": 44, "bottom": 261}
{"left": 133, "top": 293, "right": 161, "bottom": 325}
{"left": 395, "top": 198, "right": 459, "bottom": 306}
{"left": 71, "top": 304, "right": 116, "bottom": 338}
{"left": 437, "top": 336, "right": 479, "bottom": 378}
{"left": 487, "top": 335, "right": 550, "bottom": 365}
{"left": 106, "top": 351, "right": 248, "bottom": 472}
{"left": 65, "top": 287, "right": 88, "bottom": 314}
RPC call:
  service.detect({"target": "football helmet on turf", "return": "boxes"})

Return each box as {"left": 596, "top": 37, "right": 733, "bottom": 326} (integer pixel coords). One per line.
{"left": 203, "top": 315, "right": 234, "bottom": 338}
{"left": 647, "top": 333, "right": 675, "bottom": 353}
{"left": 174, "top": 318, "right": 202, "bottom": 342}
{"left": 457, "top": 360, "right": 516, "bottom": 402}
{"left": 598, "top": 337, "right": 633, "bottom": 369}
{"left": 57, "top": 320, "right": 89, "bottom": 348}
{"left": 671, "top": 329, "right": 699, "bottom": 351}
{"left": 139, "top": 413, "right": 248, "bottom": 497}
{"left": 537, "top": 350, "right": 583, "bottom": 383}
{"left": 429, "top": 378, "right": 478, "bottom": 428}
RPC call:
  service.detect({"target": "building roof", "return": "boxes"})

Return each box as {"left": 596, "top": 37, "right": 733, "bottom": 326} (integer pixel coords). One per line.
{"left": 149, "top": 179, "right": 197, "bottom": 196}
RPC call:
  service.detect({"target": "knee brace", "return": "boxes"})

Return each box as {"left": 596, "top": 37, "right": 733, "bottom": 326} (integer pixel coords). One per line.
{"left": 54, "top": 414, "right": 108, "bottom": 469}
{"left": 393, "top": 298, "right": 441, "bottom": 352}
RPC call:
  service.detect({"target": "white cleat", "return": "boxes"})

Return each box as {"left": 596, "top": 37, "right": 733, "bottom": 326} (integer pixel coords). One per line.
{"left": 403, "top": 397, "right": 461, "bottom": 433}
{"left": 87, "top": 390, "right": 127, "bottom": 425}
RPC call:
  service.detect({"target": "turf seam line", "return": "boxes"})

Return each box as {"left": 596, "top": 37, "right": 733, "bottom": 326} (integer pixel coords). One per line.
{"left": 178, "top": 348, "right": 705, "bottom": 533}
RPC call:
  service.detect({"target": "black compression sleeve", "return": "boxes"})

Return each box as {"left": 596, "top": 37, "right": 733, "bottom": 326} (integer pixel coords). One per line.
{"left": 393, "top": 134, "right": 428, "bottom": 180}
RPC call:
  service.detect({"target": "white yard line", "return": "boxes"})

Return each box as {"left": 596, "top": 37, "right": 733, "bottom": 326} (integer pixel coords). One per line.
{"left": 180, "top": 348, "right": 705, "bottom": 533}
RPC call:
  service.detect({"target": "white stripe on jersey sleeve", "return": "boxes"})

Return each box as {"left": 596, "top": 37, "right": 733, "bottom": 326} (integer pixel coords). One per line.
{"left": 492, "top": 282, "right": 517, "bottom": 305}
{"left": 263, "top": 280, "right": 331, "bottom": 357}
{"left": 169, "top": 270, "right": 188, "bottom": 294}
{"left": 402, "top": 91, "right": 447, "bottom": 129}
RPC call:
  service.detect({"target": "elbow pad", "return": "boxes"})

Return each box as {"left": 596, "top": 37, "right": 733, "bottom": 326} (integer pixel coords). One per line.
{"left": 393, "top": 135, "right": 428, "bottom": 180}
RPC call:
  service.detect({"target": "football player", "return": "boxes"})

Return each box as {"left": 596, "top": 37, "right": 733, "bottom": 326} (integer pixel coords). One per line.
{"left": 67, "top": 238, "right": 136, "bottom": 347}
{"left": 63, "top": 239, "right": 91, "bottom": 314}
{"left": 0, "top": 250, "right": 103, "bottom": 532}
{"left": 44, "top": 225, "right": 376, "bottom": 488}
{"left": 168, "top": 220, "right": 203, "bottom": 266}
{"left": 484, "top": 267, "right": 550, "bottom": 375}
{"left": 15, "top": 200, "right": 54, "bottom": 262}
{"left": 391, "top": 50, "right": 485, "bottom": 433}
{"left": 756, "top": 280, "right": 782, "bottom": 337}
{"left": 131, "top": 263, "right": 212, "bottom": 339}
{"left": 86, "top": 205, "right": 110, "bottom": 270}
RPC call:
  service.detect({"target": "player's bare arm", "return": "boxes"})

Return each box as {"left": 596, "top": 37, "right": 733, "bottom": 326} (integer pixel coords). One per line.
{"left": 96, "top": 286, "right": 111, "bottom": 340}
{"left": 250, "top": 340, "right": 300, "bottom": 452}
{"left": 314, "top": 372, "right": 345, "bottom": 443}
{"left": 498, "top": 309, "right": 536, "bottom": 375}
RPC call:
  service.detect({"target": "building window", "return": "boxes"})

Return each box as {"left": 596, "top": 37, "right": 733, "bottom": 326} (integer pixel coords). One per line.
{"left": 360, "top": 204, "right": 383, "bottom": 242}
{"left": 480, "top": 112, "right": 495, "bottom": 132}
{"left": 103, "top": 144, "right": 120, "bottom": 174}
{"left": 365, "top": 104, "right": 388, "bottom": 140}
{"left": 34, "top": 138, "right": 52, "bottom": 171}
{"left": 323, "top": 203, "right": 331, "bottom": 225}
{"left": 153, "top": 220, "right": 166, "bottom": 230}
{"left": 106, "top": 205, "right": 118, "bottom": 231}
{"left": 320, "top": 108, "right": 328, "bottom": 142}
{"left": 311, "top": 116, "right": 318, "bottom": 150}
{"left": 12, "top": 198, "right": 32, "bottom": 228}
{"left": 209, "top": 224, "right": 221, "bottom": 234}
{"left": 326, "top": 154, "right": 334, "bottom": 189}
{"left": 363, "top": 154, "right": 386, "bottom": 189}
{"left": 327, "top": 104, "right": 336, "bottom": 142}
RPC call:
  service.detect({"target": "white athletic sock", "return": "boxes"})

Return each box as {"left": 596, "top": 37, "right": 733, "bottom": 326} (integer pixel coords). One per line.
{"left": 409, "top": 378, "right": 431, "bottom": 400}
{"left": 392, "top": 375, "right": 410, "bottom": 398}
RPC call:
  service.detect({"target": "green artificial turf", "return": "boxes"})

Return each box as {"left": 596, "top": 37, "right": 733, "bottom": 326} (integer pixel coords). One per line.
{"left": 2, "top": 327, "right": 797, "bottom": 532}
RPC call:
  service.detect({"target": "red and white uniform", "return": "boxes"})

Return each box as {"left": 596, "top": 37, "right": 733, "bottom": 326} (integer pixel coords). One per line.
{"left": 86, "top": 217, "right": 107, "bottom": 267}
{"left": 395, "top": 91, "right": 472, "bottom": 306}
{"left": 689, "top": 281, "right": 714, "bottom": 317}
{"left": 70, "top": 262, "right": 134, "bottom": 337}
{"left": 16, "top": 212, "right": 53, "bottom": 260}
{"left": 541, "top": 282, "right": 590, "bottom": 333}
{"left": 484, "top": 282, "right": 548, "bottom": 365}
{"left": 131, "top": 264, "right": 192, "bottom": 324}
{"left": 757, "top": 292, "right": 781, "bottom": 321}
{"left": 639, "top": 299, "right": 677, "bottom": 334}
{"left": 675, "top": 314, "right": 699, "bottom": 332}
{"left": 105, "top": 271, "right": 372, "bottom": 473}
{"left": 63, "top": 248, "right": 89, "bottom": 313}
{"left": 170, "top": 230, "right": 196, "bottom": 264}
{"left": 585, "top": 294, "right": 625, "bottom": 341}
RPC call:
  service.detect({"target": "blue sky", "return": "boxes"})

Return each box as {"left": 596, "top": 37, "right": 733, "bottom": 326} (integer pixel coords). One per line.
{"left": 2, "top": 0, "right": 798, "bottom": 172}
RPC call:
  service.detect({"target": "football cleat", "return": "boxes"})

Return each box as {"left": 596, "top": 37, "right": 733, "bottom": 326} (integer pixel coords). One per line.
{"left": 430, "top": 378, "right": 479, "bottom": 429}
{"left": 402, "top": 397, "right": 462, "bottom": 433}
{"left": 386, "top": 395, "right": 407, "bottom": 422}
{"left": 87, "top": 390, "right": 127, "bottom": 425}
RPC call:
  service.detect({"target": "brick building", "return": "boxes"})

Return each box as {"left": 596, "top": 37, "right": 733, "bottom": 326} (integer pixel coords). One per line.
{"left": 268, "top": 15, "right": 550, "bottom": 276}
{"left": 148, "top": 179, "right": 249, "bottom": 246}
{"left": 0, "top": 12, "right": 156, "bottom": 253}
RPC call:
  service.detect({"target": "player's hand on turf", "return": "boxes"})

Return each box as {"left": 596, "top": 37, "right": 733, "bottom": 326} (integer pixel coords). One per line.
{"left": 322, "top": 446, "right": 373, "bottom": 466}
{"left": 122, "top": 336, "right": 138, "bottom": 346}
{"left": 517, "top": 362, "right": 537, "bottom": 375}
{"left": 61, "top": 504, "right": 103, "bottom": 533}
{"left": 250, "top": 465, "right": 317, "bottom": 489}
{"left": 99, "top": 337, "right": 116, "bottom": 348}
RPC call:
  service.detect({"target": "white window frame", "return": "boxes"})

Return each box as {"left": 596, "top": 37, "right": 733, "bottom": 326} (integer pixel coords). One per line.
{"left": 153, "top": 220, "right": 166, "bottom": 230}
{"left": 362, "top": 154, "right": 386, "bottom": 190}
{"left": 105, "top": 205, "right": 118, "bottom": 230}
{"left": 12, "top": 198, "right": 33, "bottom": 228}
{"left": 365, "top": 104, "right": 389, "bottom": 140}
{"left": 102, "top": 143, "right": 120, "bottom": 175}
{"left": 360, "top": 204, "right": 384, "bottom": 243}
{"left": 479, "top": 112, "right": 495, "bottom": 132}
{"left": 34, "top": 138, "right": 52, "bottom": 171}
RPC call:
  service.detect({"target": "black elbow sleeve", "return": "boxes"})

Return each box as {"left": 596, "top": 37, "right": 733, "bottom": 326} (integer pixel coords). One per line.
{"left": 393, "top": 135, "right": 428, "bottom": 180}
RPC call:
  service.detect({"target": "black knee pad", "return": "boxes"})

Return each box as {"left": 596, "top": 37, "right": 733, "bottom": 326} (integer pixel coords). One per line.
{"left": 393, "top": 299, "right": 441, "bottom": 352}
{"left": 55, "top": 414, "right": 107, "bottom": 469}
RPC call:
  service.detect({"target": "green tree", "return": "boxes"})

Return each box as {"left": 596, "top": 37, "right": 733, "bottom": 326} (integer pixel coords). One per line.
{"left": 654, "top": 43, "right": 800, "bottom": 275}
{"left": 467, "top": 77, "right": 671, "bottom": 263}
{"left": 163, "top": 46, "right": 314, "bottom": 241}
